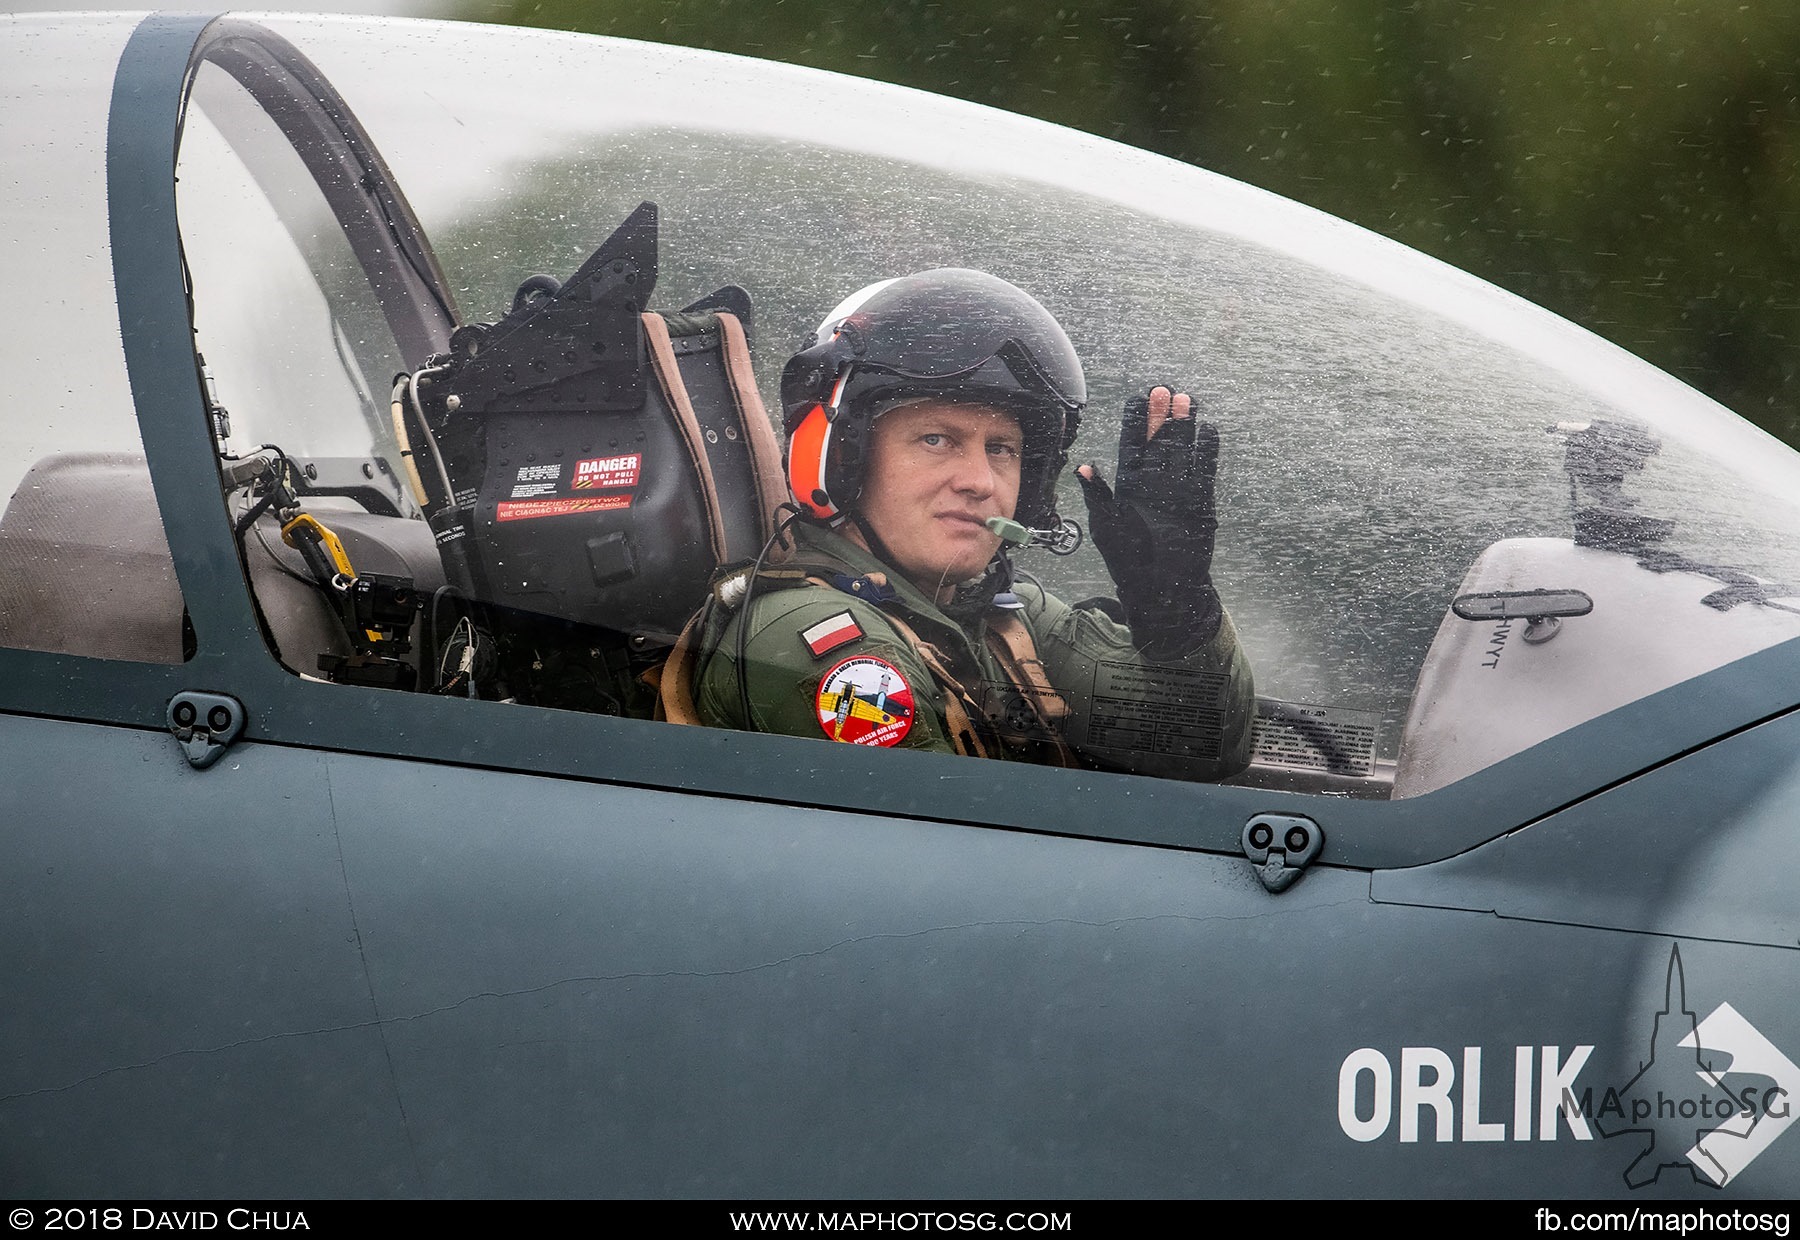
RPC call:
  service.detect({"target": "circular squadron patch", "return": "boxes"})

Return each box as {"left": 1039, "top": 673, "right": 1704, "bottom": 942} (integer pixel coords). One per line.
{"left": 815, "top": 655, "right": 915, "bottom": 746}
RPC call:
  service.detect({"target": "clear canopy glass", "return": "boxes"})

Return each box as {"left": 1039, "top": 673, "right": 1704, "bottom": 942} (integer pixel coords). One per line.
{"left": 163, "top": 14, "right": 1800, "bottom": 795}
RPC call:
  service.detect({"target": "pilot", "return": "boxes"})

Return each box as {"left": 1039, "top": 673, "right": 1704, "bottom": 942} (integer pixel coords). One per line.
{"left": 672, "top": 267, "right": 1255, "bottom": 780}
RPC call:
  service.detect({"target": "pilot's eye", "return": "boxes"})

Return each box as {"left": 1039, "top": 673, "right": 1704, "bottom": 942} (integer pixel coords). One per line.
{"left": 989, "top": 440, "right": 1022, "bottom": 459}
{"left": 920, "top": 432, "right": 949, "bottom": 448}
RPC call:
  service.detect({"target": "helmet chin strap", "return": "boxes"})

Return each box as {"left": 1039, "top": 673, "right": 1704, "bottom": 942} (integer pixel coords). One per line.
{"left": 845, "top": 511, "right": 902, "bottom": 577}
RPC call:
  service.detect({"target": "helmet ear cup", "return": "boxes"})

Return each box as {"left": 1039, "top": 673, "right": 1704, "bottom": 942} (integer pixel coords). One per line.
{"left": 786, "top": 404, "right": 839, "bottom": 521}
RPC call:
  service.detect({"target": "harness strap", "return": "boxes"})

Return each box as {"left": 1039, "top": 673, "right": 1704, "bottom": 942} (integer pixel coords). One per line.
{"left": 985, "top": 614, "right": 1069, "bottom": 723}
{"left": 654, "top": 606, "right": 707, "bottom": 725}
{"left": 984, "top": 613, "right": 1078, "bottom": 768}
{"left": 875, "top": 606, "right": 993, "bottom": 761}
{"left": 715, "top": 312, "right": 790, "bottom": 541}
{"left": 642, "top": 313, "right": 730, "bottom": 560}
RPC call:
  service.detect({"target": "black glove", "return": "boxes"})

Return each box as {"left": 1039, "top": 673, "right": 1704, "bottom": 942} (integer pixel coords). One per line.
{"left": 1075, "top": 387, "right": 1222, "bottom": 657}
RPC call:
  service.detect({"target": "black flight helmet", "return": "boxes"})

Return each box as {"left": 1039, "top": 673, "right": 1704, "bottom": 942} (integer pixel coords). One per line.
{"left": 781, "top": 269, "right": 1086, "bottom": 529}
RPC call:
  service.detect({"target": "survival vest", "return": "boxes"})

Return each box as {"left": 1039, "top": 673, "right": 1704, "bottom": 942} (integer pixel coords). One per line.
{"left": 656, "top": 560, "right": 1078, "bottom": 767}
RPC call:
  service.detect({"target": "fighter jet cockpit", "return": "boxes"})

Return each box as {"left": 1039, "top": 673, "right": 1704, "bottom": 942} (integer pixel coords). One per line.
{"left": 9, "top": 13, "right": 1800, "bottom": 812}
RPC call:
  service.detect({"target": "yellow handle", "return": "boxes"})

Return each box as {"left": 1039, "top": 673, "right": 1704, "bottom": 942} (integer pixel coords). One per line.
{"left": 281, "top": 513, "right": 355, "bottom": 579}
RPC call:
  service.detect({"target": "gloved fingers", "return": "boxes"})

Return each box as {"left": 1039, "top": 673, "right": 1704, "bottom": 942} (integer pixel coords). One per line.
{"left": 1075, "top": 463, "right": 1117, "bottom": 520}
{"left": 1143, "top": 386, "right": 1196, "bottom": 442}
{"left": 1146, "top": 386, "right": 1173, "bottom": 441}
{"left": 1117, "top": 394, "right": 1149, "bottom": 474}
{"left": 1141, "top": 400, "right": 1197, "bottom": 491}
{"left": 1152, "top": 408, "right": 1213, "bottom": 497}
{"left": 1151, "top": 410, "right": 1197, "bottom": 452}
{"left": 1078, "top": 464, "right": 1157, "bottom": 573}
{"left": 1157, "top": 388, "right": 1196, "bottom": 437}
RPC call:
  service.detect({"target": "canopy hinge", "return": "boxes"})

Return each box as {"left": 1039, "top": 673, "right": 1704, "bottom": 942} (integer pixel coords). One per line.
{"left": 1242, "top": 813, "right": 1322, "bottom": 892}
{"left": 168, "top": 691, "right": 245, "bottom": 769}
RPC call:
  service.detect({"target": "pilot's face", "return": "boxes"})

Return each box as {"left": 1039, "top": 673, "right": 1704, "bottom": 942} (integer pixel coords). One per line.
{"left": 858, "top": 400, "right": 1023, "bottom": 596}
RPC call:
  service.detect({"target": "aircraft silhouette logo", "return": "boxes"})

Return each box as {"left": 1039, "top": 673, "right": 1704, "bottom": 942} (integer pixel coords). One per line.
{"left": 1577, "top": 946, "right": 1797, "bottom": 1188}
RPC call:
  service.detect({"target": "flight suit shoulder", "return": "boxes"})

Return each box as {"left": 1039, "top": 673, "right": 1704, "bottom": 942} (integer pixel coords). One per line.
{"left": 694, "top": 581, "right": 951, "bottom": 751}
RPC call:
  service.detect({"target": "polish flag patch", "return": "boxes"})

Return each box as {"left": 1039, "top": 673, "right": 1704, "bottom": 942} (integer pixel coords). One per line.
{"left": 801, "top": 611, "right": 864, "bottom": 658}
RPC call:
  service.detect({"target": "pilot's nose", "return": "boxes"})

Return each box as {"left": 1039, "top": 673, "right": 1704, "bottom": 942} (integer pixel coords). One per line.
{"left": 949, "top": 447, "right": 997, "bottom": 498}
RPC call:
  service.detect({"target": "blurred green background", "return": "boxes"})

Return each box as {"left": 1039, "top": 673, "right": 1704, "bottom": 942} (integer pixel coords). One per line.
{"left": 478, "top": 0, "right": 1800, "bottom": 444}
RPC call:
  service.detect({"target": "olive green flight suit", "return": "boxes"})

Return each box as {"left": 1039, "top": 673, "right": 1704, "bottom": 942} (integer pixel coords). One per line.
{"left": 691, "top": 524, "right": 1255, "bottom": 782}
